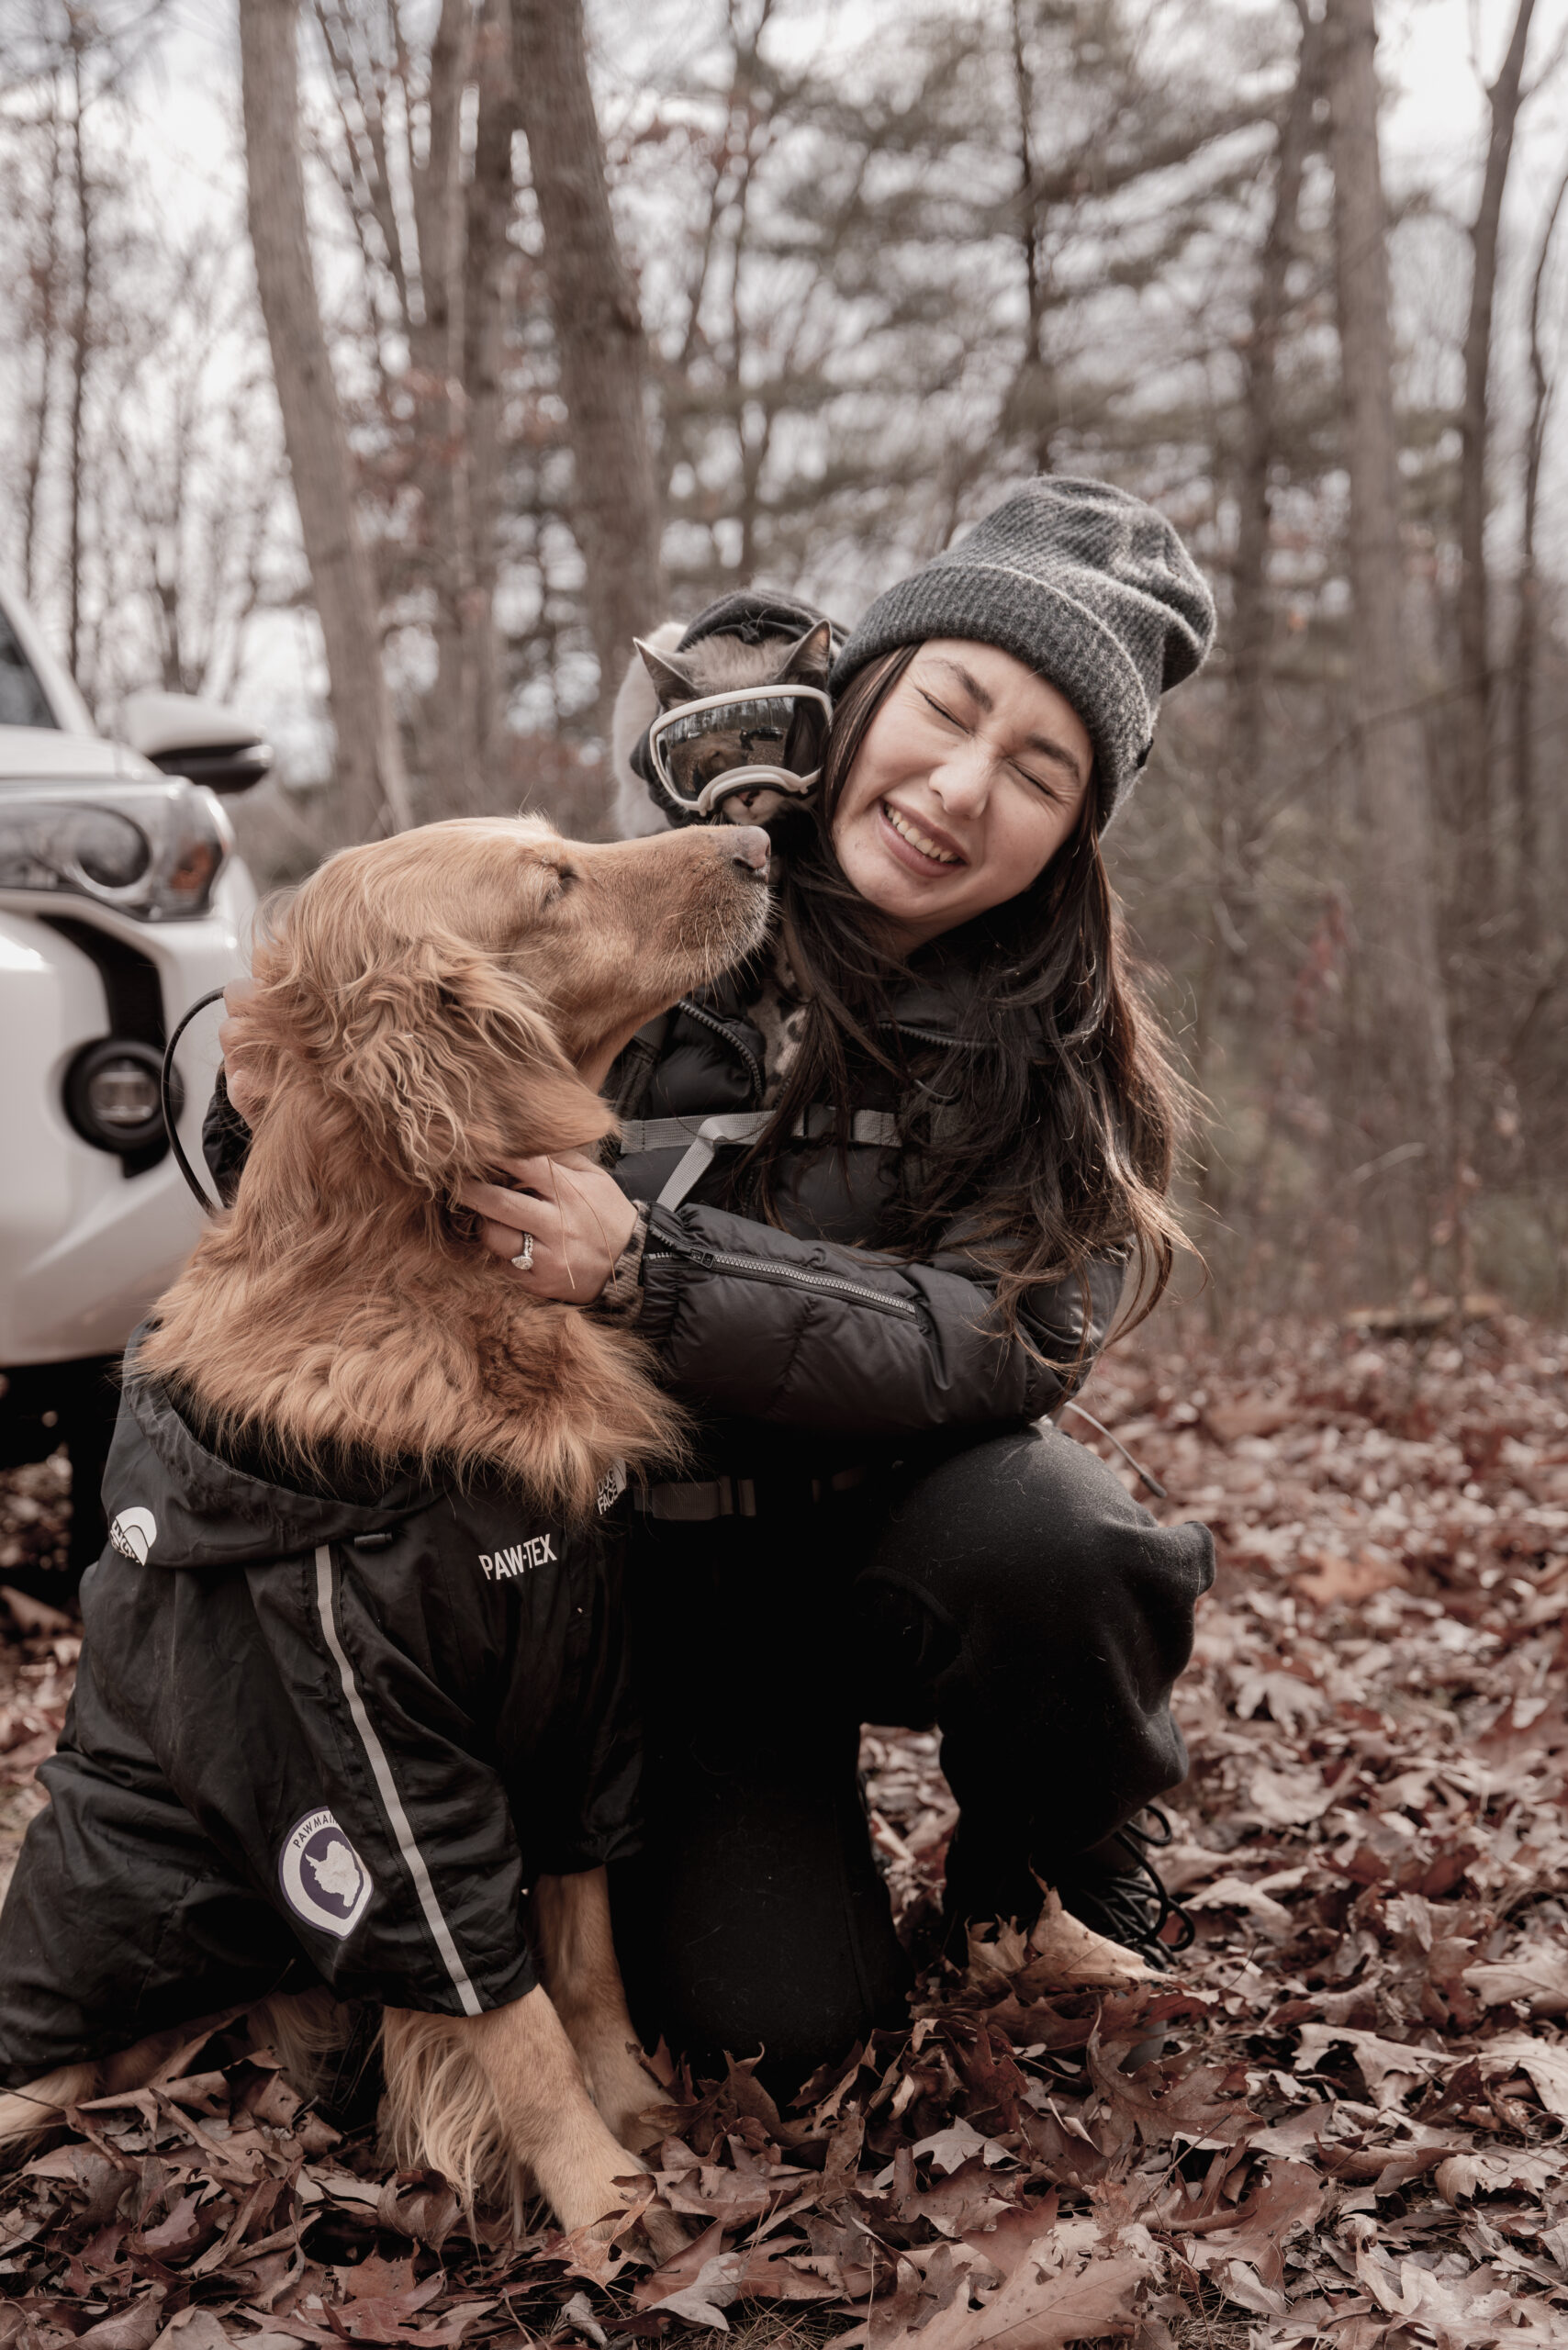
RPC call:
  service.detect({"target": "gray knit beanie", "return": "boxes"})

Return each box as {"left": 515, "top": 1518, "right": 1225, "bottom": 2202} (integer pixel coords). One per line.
{"left": 831, "top": 476, "right": 1215, "bottom": 827}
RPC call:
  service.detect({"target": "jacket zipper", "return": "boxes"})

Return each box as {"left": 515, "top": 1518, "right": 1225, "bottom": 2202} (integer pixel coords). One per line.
{"left": 677, "top": 997, "right": 766, "bottom": 1104}
{"left": 644, "top": 1245, "right": 920, "bottom": 1320}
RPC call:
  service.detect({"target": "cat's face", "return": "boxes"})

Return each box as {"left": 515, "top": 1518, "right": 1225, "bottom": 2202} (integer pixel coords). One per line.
{"left": 637, "top": 621, "right": 834, "bottom": 823}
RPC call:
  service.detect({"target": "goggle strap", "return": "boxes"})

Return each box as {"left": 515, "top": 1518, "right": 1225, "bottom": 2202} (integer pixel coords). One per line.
{"left": 646, "top": 683, "right": 834, "bottom": 733}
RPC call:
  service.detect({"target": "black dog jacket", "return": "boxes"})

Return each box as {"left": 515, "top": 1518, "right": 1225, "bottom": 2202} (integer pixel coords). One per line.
{"left": 0, "top": 1345, "right": 639, "bottom": 2087}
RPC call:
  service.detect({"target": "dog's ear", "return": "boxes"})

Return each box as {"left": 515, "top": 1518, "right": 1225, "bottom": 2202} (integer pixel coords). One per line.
{"left": 344, "top": 935, "right": 610, "bottom": 1190}
{"left": 263, "top": 915, "right": 610, "bottom": 1192}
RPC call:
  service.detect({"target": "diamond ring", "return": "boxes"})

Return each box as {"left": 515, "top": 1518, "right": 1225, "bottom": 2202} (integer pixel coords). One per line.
{"left": 510, "top": 1232, "right": 534, "bottom": 1273}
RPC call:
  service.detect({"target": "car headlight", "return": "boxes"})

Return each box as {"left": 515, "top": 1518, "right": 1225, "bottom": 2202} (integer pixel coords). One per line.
{"left": 0, "top": 778, "right": 231, "bottom": 920}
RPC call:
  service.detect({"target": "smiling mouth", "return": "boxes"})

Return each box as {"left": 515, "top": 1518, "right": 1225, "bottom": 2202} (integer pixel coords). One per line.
{"left": 880, "top": 800, "right": 964, "bottom": 868}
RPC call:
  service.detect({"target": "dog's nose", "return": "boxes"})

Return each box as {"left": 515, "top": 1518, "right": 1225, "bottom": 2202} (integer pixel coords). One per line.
{"left": 729, "top": 826, "right": 770, "bottom": 874}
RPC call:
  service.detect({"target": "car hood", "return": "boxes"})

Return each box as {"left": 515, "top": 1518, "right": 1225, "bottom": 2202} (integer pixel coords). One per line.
{"left": 0, "top": 728, "right": 161, "bottom": 784}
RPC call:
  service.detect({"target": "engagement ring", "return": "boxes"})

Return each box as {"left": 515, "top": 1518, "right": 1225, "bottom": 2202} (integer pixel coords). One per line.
{"left": 511, "top": 1233, "right": 534, "bottom": 1272}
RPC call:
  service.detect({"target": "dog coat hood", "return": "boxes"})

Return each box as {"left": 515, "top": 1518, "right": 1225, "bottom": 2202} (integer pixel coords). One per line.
{"left": 102, "top": 1332, "right": 429, "bottom": 1571}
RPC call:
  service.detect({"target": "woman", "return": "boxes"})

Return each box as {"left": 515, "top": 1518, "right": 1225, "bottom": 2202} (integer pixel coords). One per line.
{"left": 454, "top": 476, "right": 1217, "bottom": 2077}
{"left": 212, "top": 475, "right": 1218, "bottom": 2083}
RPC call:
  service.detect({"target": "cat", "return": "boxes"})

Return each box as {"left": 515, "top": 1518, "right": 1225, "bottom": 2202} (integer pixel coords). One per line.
{"left": 610, "top": 609, "right": 834, "bottom": 838}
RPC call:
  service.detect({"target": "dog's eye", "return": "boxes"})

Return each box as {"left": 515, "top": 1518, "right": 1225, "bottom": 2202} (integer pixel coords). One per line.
{"left": 544, "top": 866, "right": 578, "bottom": 903}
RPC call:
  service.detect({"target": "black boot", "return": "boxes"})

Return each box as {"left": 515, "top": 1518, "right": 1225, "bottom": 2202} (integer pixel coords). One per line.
{"left": 944, "top": 1807, "right": 1194, "bottom": 1969}
{"left": 1053, "top": 1808, "right": 1195, "bottom": 1967}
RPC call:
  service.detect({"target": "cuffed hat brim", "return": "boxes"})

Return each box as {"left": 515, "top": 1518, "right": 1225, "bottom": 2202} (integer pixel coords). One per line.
{"left": 830, "top": 477, "right": 1215, "bottom": 826}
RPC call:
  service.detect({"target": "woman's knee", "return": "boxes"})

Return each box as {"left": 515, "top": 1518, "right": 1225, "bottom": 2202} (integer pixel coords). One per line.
{"left": 858, "top": 1423, "right": 1215, "bottom": 1692}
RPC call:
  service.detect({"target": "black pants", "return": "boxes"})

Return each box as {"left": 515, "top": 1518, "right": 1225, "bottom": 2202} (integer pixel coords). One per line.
{"left": 609, "top": 1421, "right": 1215, "bottom": 2086}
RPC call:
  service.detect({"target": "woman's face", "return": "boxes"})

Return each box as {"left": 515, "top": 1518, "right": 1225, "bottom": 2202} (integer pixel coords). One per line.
{"left": 831, "top": 639, "right": 1092, "bottom": 953}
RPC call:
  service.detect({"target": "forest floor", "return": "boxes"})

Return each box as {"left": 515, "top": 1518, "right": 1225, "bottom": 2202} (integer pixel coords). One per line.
{"left": 1, "top": 1316, "right": 1566, "bottom": 2350}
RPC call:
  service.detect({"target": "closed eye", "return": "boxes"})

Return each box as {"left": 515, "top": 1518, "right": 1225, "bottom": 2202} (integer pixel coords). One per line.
{"left": 1011, "top": 759, "right": 1066, "bottom": 800}
{"left": 924, "top": 689, "right": 1062, "bottom": 799}
{"left": 543, "top": 864, "right": 578, "bottom": 903}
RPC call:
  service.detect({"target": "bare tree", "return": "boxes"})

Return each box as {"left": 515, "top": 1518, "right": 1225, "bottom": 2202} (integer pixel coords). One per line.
{"left": 1456, "top": 0, "right": 1539, "bottom": 912}
{"left": 511, "top": 0, "right": 664, "bottom": 728}
{"left": 408, "top": 0, "right": 477, "bottom": 797}
{"left": 310, "top": 0, "right": 482, "bottom": 811}
{"left": 460, "top": 0, "right": 521, "bottom": 786}
{"left": 65, "top": 17, "right": 92, "bottom": 682}
{"left": 1326, "top": 0, "right": 1451, "bottom": 1262}
{"left": 1512, "top": 155, "right": 1568, "bottom": 955}
{"left": 1231, "top": 4, "right": 1323, "bottom": 789}
{"left": 16, "top": 88, "right": 64, "bottom": 605}
{"left": 239, "top": 0, "right": 412, "bottom": 837}
{"left": 1191, "top": 1, "right": 1322, "bottom": 1259}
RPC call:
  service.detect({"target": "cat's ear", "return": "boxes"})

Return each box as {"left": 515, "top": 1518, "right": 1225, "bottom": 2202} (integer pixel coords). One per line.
{"left": 635, "top": 637, "right": 700, "bottom": 708}
{"left": 778, "top": 621, "right": 834, "bottom": 690}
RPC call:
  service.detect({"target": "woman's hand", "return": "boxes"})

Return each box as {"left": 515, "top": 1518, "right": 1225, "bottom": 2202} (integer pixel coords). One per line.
{"left": 218, "top": 979, "right": 267, "bottom": 1125}
{"left": 454, "top": 1152, "right": 639, "bottom": 1304}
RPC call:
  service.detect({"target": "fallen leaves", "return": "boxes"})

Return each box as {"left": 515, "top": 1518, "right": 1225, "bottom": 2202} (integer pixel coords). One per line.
{"left": 3, "top": 1313, "right": 1568, "bottom": 2345}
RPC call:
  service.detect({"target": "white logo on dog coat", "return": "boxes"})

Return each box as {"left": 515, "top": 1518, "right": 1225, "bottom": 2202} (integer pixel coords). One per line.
{"left": 478, "top": 1533, "right": 556, "bottom": 1580}
{"left": 279, "top": 1808, "right": 374, "bottom": 1938}
{"left": 108, "top": 1507, "right": 157, "bottom": 1563}
{"left": 597, "top": 1460, "right": 628, "bottom": 1516}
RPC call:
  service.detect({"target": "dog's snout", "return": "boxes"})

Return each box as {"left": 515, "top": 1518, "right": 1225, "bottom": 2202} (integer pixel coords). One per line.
{"left": 728, "top": 826, "right": 770, "bottom": 875}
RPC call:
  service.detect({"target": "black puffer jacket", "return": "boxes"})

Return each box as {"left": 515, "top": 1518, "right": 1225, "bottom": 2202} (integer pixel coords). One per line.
{"left": 204, "top": 957, "right": 1125, "bottom": 1483}
{"left": 599, "top": 957, "right": 1125, "bottom": 1482}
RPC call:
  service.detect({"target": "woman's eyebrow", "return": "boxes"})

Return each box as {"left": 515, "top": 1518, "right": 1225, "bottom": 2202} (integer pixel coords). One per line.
{"left": 1022, "top": 731, "right": 1085, "bottom": 787}
{"left": 933, "top": 656, "right": 992, "bottom": 711}
{"left": 930, "top": 656, "right": 1084, "bottom": 788}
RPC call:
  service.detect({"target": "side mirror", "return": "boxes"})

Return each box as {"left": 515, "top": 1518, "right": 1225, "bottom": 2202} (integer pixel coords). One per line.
{"left": 120, "top": 689, "right": 274, "bottom": 797}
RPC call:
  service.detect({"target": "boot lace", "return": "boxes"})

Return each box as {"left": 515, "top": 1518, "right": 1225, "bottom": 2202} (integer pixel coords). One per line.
{"left": 1103, "top": 1805, "right": 1196, "bottom": 1968}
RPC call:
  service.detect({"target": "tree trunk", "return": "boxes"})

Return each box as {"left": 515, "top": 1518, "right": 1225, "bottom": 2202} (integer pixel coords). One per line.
{"left": 408, "top": 0, "right": 476, "bottom": 815}
{"left": 21, "top": 93, "right": 64, "bottom": 610}
{"left": 1231, "top": 6, "right": 1322, "bottom": 785}
{"left": 66, "top": 30, "right": 91, "bottom": 693}
{"left": 1457, "top": 0, "right": 1538, "bottom": 914}
{"left": 463, "top": 0, "right": 522, "bottom": 794}
{"left": 1193, "top": 11, "right": 1321, "bottom": 1288}
{"left": 511, "top": 0, "right": 664, "bottom": 731}
{"left": 1512, "top": 157, "right": 1568, "bottom": 957}
{"left": 1008, "top": 0, "right": 1056, "bottom": 474}
{"left": 238, "top": 0, "right": 413, "bottom": 838}
{"left": 1326, "top": 0, "right": 1451, "bottom": 1276}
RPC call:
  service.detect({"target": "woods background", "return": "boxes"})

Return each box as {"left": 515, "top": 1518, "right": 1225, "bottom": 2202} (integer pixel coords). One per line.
{"left": 1, "top": 0, "right": 1564, "bottom": 1328}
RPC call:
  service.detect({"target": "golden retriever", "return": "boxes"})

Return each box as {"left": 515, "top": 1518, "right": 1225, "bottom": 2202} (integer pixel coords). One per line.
{"left": 0, "top": 814, "right": 771, "bottom": 2245}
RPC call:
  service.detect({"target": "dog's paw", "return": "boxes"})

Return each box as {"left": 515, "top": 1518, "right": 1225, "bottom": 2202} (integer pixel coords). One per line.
{"left": 636, "top": 2201, "right": 689, "bottom": 2266}
{"left": 586, "top": 2045, "right": 675, "bottom": 2156}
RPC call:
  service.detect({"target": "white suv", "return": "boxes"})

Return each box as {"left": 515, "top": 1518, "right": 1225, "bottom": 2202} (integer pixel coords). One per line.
{"left": 0, "top": 578, "right": 268, "bottom": 1586}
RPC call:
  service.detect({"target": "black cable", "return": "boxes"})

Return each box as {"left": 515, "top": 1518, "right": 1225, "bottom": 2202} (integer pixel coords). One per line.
{"left": 162, "top": 985, "right": 230, "bottom": 1215}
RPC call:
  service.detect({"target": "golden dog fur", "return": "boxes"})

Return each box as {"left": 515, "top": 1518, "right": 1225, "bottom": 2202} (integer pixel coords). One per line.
{"left": 0, "top": 815, "right": 772, "bottom": 2245}
{"left": 140, "top": 815, "right": 767, "bottom": 1515}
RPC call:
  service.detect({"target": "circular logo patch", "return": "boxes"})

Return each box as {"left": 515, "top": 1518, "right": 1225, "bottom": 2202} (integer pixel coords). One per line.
{"left": 108, "top": 1507, "right": 157, "bottom": 1563}
{"left": 278, "top": 1808, "right": 374, "bottom": 1939}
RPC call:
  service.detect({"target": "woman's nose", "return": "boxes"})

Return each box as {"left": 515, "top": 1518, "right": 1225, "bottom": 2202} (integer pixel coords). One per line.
{"left": 929, "top": 741, "right": 992, "bottom": 816}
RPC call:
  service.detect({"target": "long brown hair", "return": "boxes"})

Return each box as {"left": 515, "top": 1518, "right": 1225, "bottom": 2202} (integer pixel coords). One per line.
{"left": 733, "top": 646, "right": 1192, "bottom": 1351}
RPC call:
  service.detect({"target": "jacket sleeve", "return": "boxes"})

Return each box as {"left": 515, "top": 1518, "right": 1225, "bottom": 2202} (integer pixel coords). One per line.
{"left": 636, "top": 1198, "right": 1126, "bottom": 1437}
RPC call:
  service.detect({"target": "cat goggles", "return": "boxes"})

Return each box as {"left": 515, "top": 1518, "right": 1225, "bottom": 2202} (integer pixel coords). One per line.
{"left": 645, "top": 685, "right": 834, "bottom": 818}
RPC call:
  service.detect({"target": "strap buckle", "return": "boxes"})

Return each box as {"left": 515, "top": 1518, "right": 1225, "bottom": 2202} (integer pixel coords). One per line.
{"left": 637, "top": 1474, "right": 758, "bottom": 1522}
